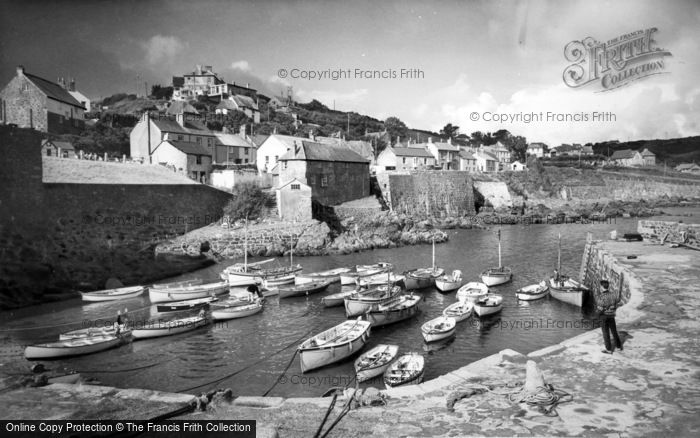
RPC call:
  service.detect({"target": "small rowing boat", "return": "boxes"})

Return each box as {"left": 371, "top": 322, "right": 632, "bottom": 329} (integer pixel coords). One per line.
{"left": 473, "top": 294, "right": 504, "bottom": 317}
{"left": 421, "top": 316, "right": 456, "bottom": 342}
{"left": 156, "top": 296, "right": 218, "bottom": 312}
{"left": 383, "top": 352, "right": 424, "bottom": 388}
{"left": 59, "top": 325, "right": 129, "bottom": 340}
{"left": 295, "top": 268, "right": 352, "bottom": 285}
{"left": 321, "top": 287, "right": 359, "bottom": 308}
{"left": 435, "top": 270, "right": 463, "bottom": 292}
{"left": 354, "top": 344, "right": 399, "bottom": 383}
{"left": 25, "top": 335, "right": 126, "bottom": 360}
{"left": 403, "top": 239, "right": 444, "bottom": 290}
{"left": 356, "top": 272, "right": 405, "bottom": 288}
{"left": 151, "top": 278, "right": 203, "bottom": 289}
{"left": 131, "top": 315, "right": 209, "bottom": 339}
{"left": 262, "top": 272, "right": 297, "bottom": 289}
{"left": 365, "top": 294, "right": 422, "bottom": 328}
{"left": 80, "top": 286, "right": 145, "bottom": 302}
{"left": 148, "top": 281, "right": 229, "bottom": 303}
{"left": 277, "top": 280, "right": 332, "bottom": 298}
{"left": 344, "top": 285, "right": 402, "bottom": 317}
{"left": 442, "top": 300, "right": 473, "bottom": 322}
{"left": 298, "top": 318, "right": 371, "bottom": 373}
{"left": 456, "top": 282, "right": 489, "bottom": 302}
{"left": 339, "top": 262, "right": 393, "bottom": 285}
{"left": 211, "top": 298, "right": 263, "bottom": 320}
{"left": 516, "top": 281, "right": 550, "bottom": 301}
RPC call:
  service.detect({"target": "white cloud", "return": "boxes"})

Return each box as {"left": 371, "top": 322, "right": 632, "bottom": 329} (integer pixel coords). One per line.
{"left": 142, "top": 35, "right": 185, "bottom": 65}
{"left": 231, "top": 60, "right": 251, "bottom": 71}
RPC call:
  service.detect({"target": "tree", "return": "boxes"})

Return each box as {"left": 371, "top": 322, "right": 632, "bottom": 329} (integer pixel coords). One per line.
{"left": 150, "top": 85, "right": 173, "bottom": 100}
{"left": 440, "top": 123, "right": 460, "bottom": 139}
{"left": 223, "top": 182, "right": 272, "bottom": 223}
{"left": 384, "top": 116, "right": 409, "bottom": 144}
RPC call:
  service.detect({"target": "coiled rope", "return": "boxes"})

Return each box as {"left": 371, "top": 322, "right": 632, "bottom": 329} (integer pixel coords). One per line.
{"left": 507, "top": 383, "right": 573, "bottom": 416}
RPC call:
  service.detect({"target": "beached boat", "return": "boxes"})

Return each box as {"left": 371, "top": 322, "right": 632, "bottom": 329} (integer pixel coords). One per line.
{"left": 473, "top": 294, "right": 504, "bottom": 317}
{"left": 365, "top": 294, "right": 421, "bottom": 328}
{"left": 59, "top": 325, "right": 129, "bottom": 340}
{"left": 339, "top": 262, "right": 393, "bottom": 285}
{"left": 151, "top": 278, "right": 203, "bottom": 289}
{"left": 298, "top": 319, "right": 371, "bottom": 373}
{"left": 356, "top": 272, "right": 405, "bottom": 288}
{"left": 277, "top": 280, "right": 332, "bottom": 298}
{"left": 442, "top": 300, "right": 474, "bottom": 322}
{"left": 549, "top": 233, "right": 589, "bottom": 307}
{"left": 295, "top": 268, "right": 352, "bottom": 285}
{"left": 148, "top": 281, "right": 229, "bottom": 303}
{"left": 354, "top": 344, "right": 399, "bottom": 383}
{"left": 456, "top": 282, "right": 489, "bottom": 302}
{"left": 435, "top": 270, "right": 463, "bottom": 293}
{"left": 481, "top": 229, "right": 512, "bottom": 286}
{"left": 403, "top": 239, "right": 444, "bottom": 290}
{"left": 344, "top": 285, "right": 402, "bottom": 317}
{"left": 131, "top": 315, "right": 209, "bottom": 339}
{"left": 80, "top": 286, "right": 145, "bottom": 302}
{"left": 25, "top": 335, "right": 126, "bottom": 360}
{"left": 383, "top": 353, "right": 424, "bottom": 388}
{"left": 211, "top": 298, "right": 263, "bottom": 320}
{"left": 421, "top": 316, "right": 456, "bottom": 342}
{"left": 516, "top": 281, "right": 550, "bottom": 301}
{"left": 156, "top": 296, "right": 218, "bottom": 312}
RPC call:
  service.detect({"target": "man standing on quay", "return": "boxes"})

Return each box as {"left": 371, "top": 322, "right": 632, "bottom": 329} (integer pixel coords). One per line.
{"left": 595, "top": 279, "right": 623, "bottom": 354}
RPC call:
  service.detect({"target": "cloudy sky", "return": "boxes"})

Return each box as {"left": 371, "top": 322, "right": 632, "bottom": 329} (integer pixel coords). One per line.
{"left": 1, "top": 0, "right": 698, "bottom": 145}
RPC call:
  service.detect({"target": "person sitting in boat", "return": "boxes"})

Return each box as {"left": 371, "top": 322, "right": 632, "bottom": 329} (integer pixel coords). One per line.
{"left": 122, "top": 308, "right": 129, "bottom": 329}
{"left": 198, "top": 308, "right": 207, "bottom": 319}
{"left": 115, "top": 310, "right": 123, "bottom": 336}
{"left": 553, "top": 269, "right": 560, "bottom": 283}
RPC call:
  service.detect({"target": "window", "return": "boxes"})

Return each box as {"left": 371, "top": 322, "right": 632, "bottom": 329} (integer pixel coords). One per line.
{"left": 196, "top": 137, "right": 202, "bottom": 144}
{"left": 424, "top": 158, "right": 427, "bottom": 164}
{"left": 321, "top": 176, "right": 328, "bottom": 187}
{"left": 196, "top": 155, "right": 202, "bottom": 165}
{"left": 282, "top": 161, "right": 287, "bottom": 170}
{"left": 21, "top": 83, "right": 29, "bottom": 92}
{"left": 291, "top": 184, "right": 300, "bottom": 190}
{"left": 178, "top": 135, "right": 184, "bottom": 140}
{"left": 265, "top": 156, "right": 269, "bottom": 163}
{"left": 402, "top": 157, "right": 406, "bottom": 164}
{"left": 244, "top": 148, "right": 249, "bottom": 155}
{"left": 207, "top": 138, "right": 213, "bottom": 147}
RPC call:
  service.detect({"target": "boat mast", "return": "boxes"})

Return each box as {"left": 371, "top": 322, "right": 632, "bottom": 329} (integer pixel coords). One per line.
{"left": 290, "top": 234, "right": 294, "bottom": 267}
{"left": 432, "top": 236, "right": 436, "bottom": 270}
{"left": 557, "top": 232, "right": 562, "bottom": 273}
{"left": 497, "top": 229, "right": 502, "bottom": 269}
{"left": 244, "top": 215, "right": 248, "bottom": 272}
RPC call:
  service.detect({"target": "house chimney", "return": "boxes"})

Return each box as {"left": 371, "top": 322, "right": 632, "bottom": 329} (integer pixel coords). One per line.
{"left": 69, "top": 78, "right": 75, "bottom": 92}
{"left": 428, "top": 137, "right": 433, "bottom": 144}
{"left": 396, "top": 136, "right": 400, "bottom": 145}
{"left": 17, "top": 65, "right": 24, "bottom": 76}
{"left": 196, "top": 64, "right": 202, "bottom": 74}
{"left": 447, "top": 137, "right": 452, "bottom": 145}
{"left": 175, "top": 112, "right": 185, "bottom": 127}
{"left": 308, "top": 130, "right": 314, "bottom": 141}
{"left": 246, "top": 83, "right": 250, "bottom": 89}
{"left": 239, "top": 124, "right": 246, "bottom": 137}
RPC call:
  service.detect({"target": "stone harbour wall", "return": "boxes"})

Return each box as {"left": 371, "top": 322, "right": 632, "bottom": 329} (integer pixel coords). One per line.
{"left": 579, "top": 236, "right": 632, "bottom": 307}
{"left": 637, "top": 220, "right": 700, "bottom": 243}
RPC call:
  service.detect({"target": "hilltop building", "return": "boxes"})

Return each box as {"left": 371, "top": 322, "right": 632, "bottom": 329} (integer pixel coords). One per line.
{"left": 610, "top": 148, "right": 656, "bottom": 167}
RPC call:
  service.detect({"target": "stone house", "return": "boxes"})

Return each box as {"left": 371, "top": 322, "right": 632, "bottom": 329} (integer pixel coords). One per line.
{"left": 275, "top": 177, "right": 312, "bottom": 221}
{"left": 215, "top": 95, "right": 260, "bottom": 123}
{"left": 129, "top": 112, "right": 217, "bottom": 165}
{"left": 277, "top": 140, "right": 369, "bottom": 206}
{"left": 257, "top": 134, "right": 305, "bottom": 174}
{"left": 457, "top": 150, "right": 477, "bottom": 172}
{"left": 474, "top": 150, "right": 499, "bottom": 172}
{"left": 581, "top": 145, "right": 595, "bottom": 156}
{"left": 0, "top": 66, "right": 85, "bottom": 134}
{"left": 151, "top": 139, "right": 212, "bottom": 183}
{"left": 510, "top": 160, "right": 527, "bottom": 171}
{"left": 527, "top": 142, "right": 547, "bottom": 158}
{"left": 41, "top": 139, "right": 76, "bottom": 158}
{"left": 214, "top": 128, "right": 255, "bottom": 165}
{"left": 426, "top": 137, "right": 460, "bottom": 170}
{"left": 483, "top": 142, "right": 511, "bottom": 164}
{"left": 376, "top": 147, "right": 436, "bottom": 172}
{"left": 62, "top": 78, "right": 91, "bottom": 113}
{"left": 675, "top": 163, "right": 700, "bottom": 174}
{"left": 610, "top": 149, "right": 655, "bottom": 167}
{"left": 640, "top": 148, "right": 656, "bottom": 166}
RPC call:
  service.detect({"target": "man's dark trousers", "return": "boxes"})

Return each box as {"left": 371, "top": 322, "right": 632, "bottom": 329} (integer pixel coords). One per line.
{"left": 601, "top": 315, "right": 622, "bottom": 351}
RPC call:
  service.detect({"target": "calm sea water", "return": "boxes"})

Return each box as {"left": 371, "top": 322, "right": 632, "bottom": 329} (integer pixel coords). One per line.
{"left": 0, "top": 215, "right": 674, "bottom": 397}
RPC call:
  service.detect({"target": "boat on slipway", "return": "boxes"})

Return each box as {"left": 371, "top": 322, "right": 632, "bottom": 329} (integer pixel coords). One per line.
{"left": 298, "top": 319, "right": 371, "bottom": 373}
{"left": 383, "top": 353, "right": 425, "bottom": 388}
{"left": 365, "top": 294, "right": 422, "bottom": 328}
{"left": 80, "top": 286, "right": 145, "bottom": 302}
{"left": 354, "top": 344, "right": 399, "bottom": 383}
{"left": 148, "top": 281, "right": 229, "bottom": 303}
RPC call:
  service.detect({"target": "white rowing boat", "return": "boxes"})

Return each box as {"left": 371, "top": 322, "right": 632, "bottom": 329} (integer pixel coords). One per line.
{"left": 211, "top": 298, "right": 263, "bottom": 320}
{"left": 435, "top": 270, "right": 463, "bottom": 292}
{"left": 456, "top": 282, "right": 489, "bottom": 302}
{"left": 354, "top": 344, "right": 399, "bottom": 383}
{"left": 131, "top": 315, "right": 209, "bottom": 339}
{"left": 339, "top": 263, "right": 393, "bottom": 285}
{"left": 148, "top": 281, "right": 229, "bottom": 303}
{"left": 365, "top": 294, "right": 421, "bottom": 328}
{"left": 298, "top": 318, "right": 371, "bottom": 373}
{"left": 473, "top": 294, "right": 504, "bottom": 317}
{"left": 59, "top": 325, "right": 129, "bottom": 340}
{"left": 442, "top": 300, "right": 473, "bottom": 322}
{"left": 384, "top": 353, "right": 424, "bottom": 388}
{"left": 344, "top": 285, "right": 402, "bottom": 317}
{"left": 80, "top": 286, "right": 145, "bottom": 302}
{"left": 481, "top": 230, "right": 512, "bottom": 286}
{"left": 156, "top": 296, "right": 218, "bottom": 312}
{"left": 356, "top": 272, "right": 405, "bottom": 288}
{"left": 421, "top": 316, "right": 456, "bottom": 343}
{"left": 25, "top": 335, "right": 126, "bottom": 360}
{"left": 151, "top": 278, "right": 203, "bottom": 289}
{"left": 295, "top": 268, "right": 353, "bottom": 285}
{"left": 516, "top": 281, "right": 550, "bottom": 301}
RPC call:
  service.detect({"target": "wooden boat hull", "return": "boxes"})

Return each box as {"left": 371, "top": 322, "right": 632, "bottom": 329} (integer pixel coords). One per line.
{"left": 357, "top": 273, "right": 405, "bottom": 288}
{"left": 366, "top": 296, "right": 421, "bottom": 328}
{"left": 516, "top": 283, "right": 550, "bottom": 301}
{"left": 480, "top": 269, "right": 512, "bottom": 287}
{"left": 148, "top": 282, "right": 228, "bottom": 303}
{"left": 226, "top": 272, "right": 261, "bottom": 287}
{"left": 548, "top": 278, "right": 588, "bottom": 307}
{"left": 25, "top": 335, "right": 125, "bottom": 360}
{"left": 156, "top": 297, "right": 217, "bottom": 312}
{"left": 354, "top": 344, "right": 399, "bottom": 383}
{"left": 421, "top": 316, "right": 456, "bottom": 342}
{"left": 151, "top": 279, "right": 203, "bottom": 289}
{"left": 435, "top": 279, "right": 462, "bottom": 292}
{"left": 473, "top": 294, "right": 504, "bottom": 317}
{"left": 321, "top": 289, "right": 356, "bottom": 307}
{"left": 59, "top": 326, "right": 129, "bottom": 340}
{"left": 298, "top": 321, "right": 371, "bottom": 373}
{"left": 344, "top": 287, "right": 400, "bottom": 317}
{"left": 456, "top": 282, "right": 490, "bottom": 303}
{"left": 443, "top": 301, "right": 473, "bottom": 322}
{"left": 339, "top": 263, "right": 392, "bottom": 285}
{"left": 80, "top": 286, "right": 145, "bottom": 302}
{"left": 422, "top": 326, "right": 456, "bottom": 343}
{"left": 383, "top": 354, "right": 424, "bottom": 388}
{"left": 295, "top": 268, "right": 352, "bottom": 285}
{"left": 263, "top": 274, "right": 296, "bottom": 288}
{"left": 211, "top": 301, "right": 263, "bottom": 320}
{"left": 131, "top": 317, "right": 209, "bottom": 339}
{"left": 403, "top": 268, "right": 444, "bottom": 290}
{"left": 278, "top": 281, "right": 331, "bottom": 298}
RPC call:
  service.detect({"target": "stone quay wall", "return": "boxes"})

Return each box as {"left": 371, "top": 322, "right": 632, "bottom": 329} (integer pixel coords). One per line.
{"left": 579, "top": 235, "right": 632, "bottom": 306}
{"left": 563, "top": 174, "right": 700, "bottom": 202}
{"left": 637, "top": 220, "right": 700, "bottom": 243}
{"left": 0, "top": 125, "right": 231, "bottom": 309}
{"left": 375, "top": 171, "right": 476, "bottom": 218}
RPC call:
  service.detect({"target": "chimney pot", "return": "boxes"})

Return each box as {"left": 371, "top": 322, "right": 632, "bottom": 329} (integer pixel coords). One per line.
{"left": 428, "top": 137, "right": 432, "bottom": 144}
{"left": 239, "top": 124, "right": 246, "bottom": 137}
{"left": 17, "top": 65, "right": 25, "bottom": 76}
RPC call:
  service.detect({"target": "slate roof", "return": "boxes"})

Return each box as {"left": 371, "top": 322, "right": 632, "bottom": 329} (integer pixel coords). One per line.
{"left": 42, "top": 139, "right": 74, "bottom": 150}
{"left": 251, "top": 134, "right": 269, "bottom": 147}
{"left": 391, "top": 147, "right": 434, "bottom": 158}
{"left": 345, "top": 140, "right": 374, "bottom": 159}
{"left": 151, "top": 116, "right": 214, "bottom": 136}
{"left": 432, "top": 142, "right": 460, "bottom": 152}
{"left": 641, "top": 148, "right": 655, "bottom": 157}
{"left": 459, "top": 151, "right": 476, "bottom": 160}
{"left": 164, "top": 140, "right": 211, "bottom": 155}
{"left": 24, "top": 73, "right": 84, "bottom": 108}
{"left": 230, "top": 95, "right": 258, "bottom": 110}
{"left": 166, "top": 101, "right": 199, "bottom": 115}
{"left": 475, "top": 151, "right": 498, "bottom": 161}
{"left": 610, "top": 149, "right": 636, "bottom": 160}
{"left": 279, "top": 141, "right": 369, "bottom": 163}
{"left": 215, "top": 133, "right": 252, "bottom": 148}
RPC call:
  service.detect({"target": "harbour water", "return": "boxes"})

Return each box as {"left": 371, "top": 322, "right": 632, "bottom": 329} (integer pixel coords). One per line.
{"left": 0, "top": 217, "right": 649, "bottom": 397}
